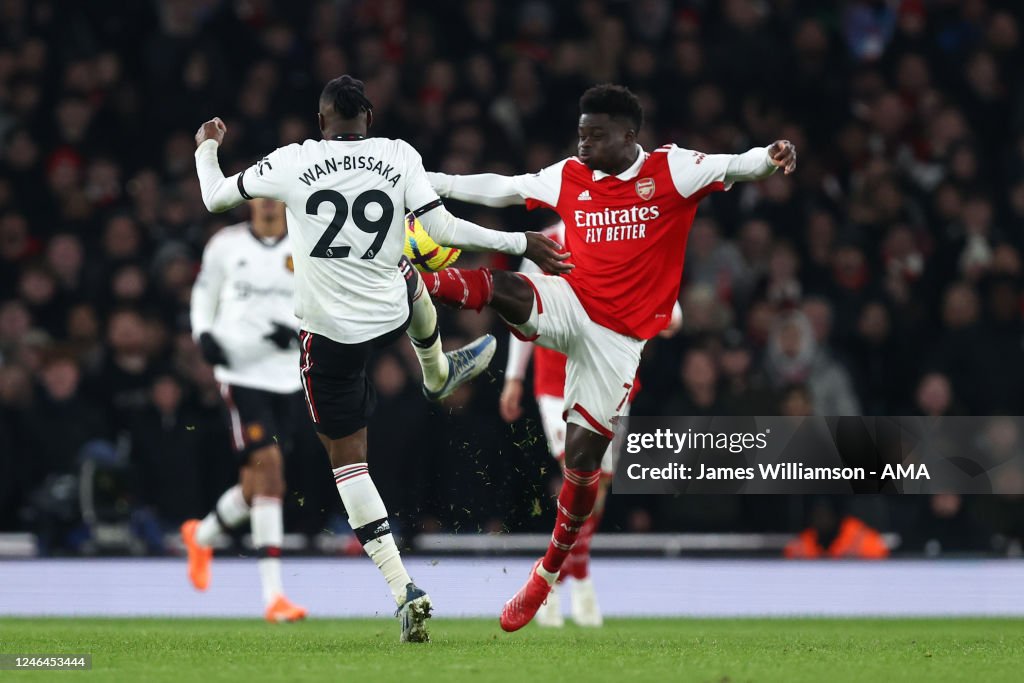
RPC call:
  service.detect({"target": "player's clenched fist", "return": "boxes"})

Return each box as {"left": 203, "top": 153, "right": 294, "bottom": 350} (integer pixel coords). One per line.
{"left": 768, "top": 140, "right": 797, "bottom": 175}
{"left": 524, "top": 231, "right": 573, "bottom": 275}
{"left": 195, "top": 117, "right": 227, "bottom": 147}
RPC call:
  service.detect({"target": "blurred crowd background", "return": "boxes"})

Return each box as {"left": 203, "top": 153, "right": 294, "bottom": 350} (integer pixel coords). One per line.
{"left": 2, "top": 0, "right": 1024, "bottom": 557}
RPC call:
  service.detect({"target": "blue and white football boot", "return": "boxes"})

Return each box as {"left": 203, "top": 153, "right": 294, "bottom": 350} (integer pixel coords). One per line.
{"left": 396, "top": 582, "right": 433, "bottom": 643}
{"left": 422, "top": 334, "right": 497, "bottom": 402}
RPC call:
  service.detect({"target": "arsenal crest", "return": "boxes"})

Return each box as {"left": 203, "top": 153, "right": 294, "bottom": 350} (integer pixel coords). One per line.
{"left": 635, "top": 177, "right": 655, "bottom": 201}
{"left": 285, "top": 255, "right": 294, "bottom": 272}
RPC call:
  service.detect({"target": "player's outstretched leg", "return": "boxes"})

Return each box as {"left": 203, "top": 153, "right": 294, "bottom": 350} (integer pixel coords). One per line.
{"left": 324, "top": 429, "right": 431, "bottom": 642}
{"left": 403, "top": 259, "right": 496, "bottom": 401}
{"left": 420, "top": 267, "right": 535, "bottom": 323}
{"left": 501, "top": 425, "right": 607, "bottom": 632}
{"left": 422, "top": 266, "right": 609, "bottom": 631}
{"left": 181, "top": 483, "right": 251, "bottom": 591}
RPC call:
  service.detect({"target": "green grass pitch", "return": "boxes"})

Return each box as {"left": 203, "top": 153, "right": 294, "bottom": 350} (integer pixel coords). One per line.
{"left": 3, "top": 618, "right": 1023, "bottom": 682}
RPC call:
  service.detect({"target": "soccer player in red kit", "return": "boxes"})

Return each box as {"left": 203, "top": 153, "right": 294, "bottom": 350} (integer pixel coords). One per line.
{"left": 500, "top": 221, "right": 682, "bottom": 628}
{"left": 423, "top": 84, "right": 797, "bottom": 631}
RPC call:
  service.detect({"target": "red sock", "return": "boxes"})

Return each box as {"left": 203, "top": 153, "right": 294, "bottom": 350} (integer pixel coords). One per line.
{"left": 420, "top": 268, "right": 493, "bottom": 312}
{"left": 564, "top": 506, "right": 603, "bottom": 580}
{"left": 542, "top": 468, "right": 600, "bottom": 575}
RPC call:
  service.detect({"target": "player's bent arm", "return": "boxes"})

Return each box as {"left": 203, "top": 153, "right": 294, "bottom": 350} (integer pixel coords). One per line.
{"left": 195, "top": 140, "right": 247, "bottom": 213}
{"left": 416, "top": 204, "right": 527, "bottom": 255}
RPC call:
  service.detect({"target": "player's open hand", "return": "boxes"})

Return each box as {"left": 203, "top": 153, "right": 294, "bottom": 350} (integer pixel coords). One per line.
{"left": 499, "top": 379, "right": 524, "bottom": 423}
{"left": 195, "top": 117, "right": 227, "bottom": 147}
{"left": 524, "top": 232, "right": 573, "bottom": 274}
{"left": 768, "top": 140, "right": 797, "bottom": 174}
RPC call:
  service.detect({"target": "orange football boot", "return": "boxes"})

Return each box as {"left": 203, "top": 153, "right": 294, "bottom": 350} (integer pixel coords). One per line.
{"left": 180, "top": 519, "right": 213, "bottom": 591}
{"left": 264, "top": 595, "right": 308, "bottom": 623}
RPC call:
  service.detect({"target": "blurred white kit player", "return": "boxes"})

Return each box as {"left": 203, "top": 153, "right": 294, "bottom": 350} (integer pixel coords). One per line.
{"left": 183, "top": 199, "right": 308, "bottom": 623}
{"left": 500, "top": 222, "right": 681, "bottom": 627}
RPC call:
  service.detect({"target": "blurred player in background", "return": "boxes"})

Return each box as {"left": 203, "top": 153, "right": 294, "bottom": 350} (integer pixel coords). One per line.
{"left": 499, "top": 222, "right": 682, "bottom": 628}
{"left": 182, "top": 198, "right": 308, "bottom": 623}
{"left": 192, "top": 75, "right": 567, "bottom": 641}
{"left": 425, "top": 84, "right": 795, "bottom": 631}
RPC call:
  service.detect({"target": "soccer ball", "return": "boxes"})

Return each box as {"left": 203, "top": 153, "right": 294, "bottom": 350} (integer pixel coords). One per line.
{"left": 403, "top": 213, "right": 461, "bottom": 272}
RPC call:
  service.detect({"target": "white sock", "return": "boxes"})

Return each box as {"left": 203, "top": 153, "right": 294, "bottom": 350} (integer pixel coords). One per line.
{"left": 251, "top": 495, "right": 284, "bottom": 606}
{"left": 537, "top": 564, "right": 558, "bottom": 586}
{"left": 333, "top": 463, "right": 412, "bottom": 604}
{"left": 408, "top": 277, "right": 448, "bottom": 392}
{"left": 196, "top": 484, "right": 250, "bottom": 546}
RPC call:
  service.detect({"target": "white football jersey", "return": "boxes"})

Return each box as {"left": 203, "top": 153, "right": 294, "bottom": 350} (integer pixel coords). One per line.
{"left": 191, "top": 222, "right": 301, "bottom": 393}
{"left": 232, "top": 136, "right": 442, "bottom": 344}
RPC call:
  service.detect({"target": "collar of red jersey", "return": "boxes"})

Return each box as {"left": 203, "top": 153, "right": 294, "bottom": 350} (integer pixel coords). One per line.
{"left": 590, "top": 145, "right": 647, "bottom": 182}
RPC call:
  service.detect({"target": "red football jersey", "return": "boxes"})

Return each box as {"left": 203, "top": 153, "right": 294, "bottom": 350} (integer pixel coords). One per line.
{"left": 518, "top": 145, "right": 733, "bottom": 339}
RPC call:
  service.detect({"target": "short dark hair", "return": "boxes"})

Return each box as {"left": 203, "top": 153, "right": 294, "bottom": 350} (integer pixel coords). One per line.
{"left": 579, "top": 84, "right": 643, "bottom": 131}
{"left": 320, "top": 75, "right": 374, "bottom": 119}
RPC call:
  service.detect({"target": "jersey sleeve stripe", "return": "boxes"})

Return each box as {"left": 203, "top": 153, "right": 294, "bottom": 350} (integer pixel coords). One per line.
{"left": 411, "top": 198, "right": 443, "bottom": 217}
{"left": 237, "top": 169, "right": 253, "bottom": 200}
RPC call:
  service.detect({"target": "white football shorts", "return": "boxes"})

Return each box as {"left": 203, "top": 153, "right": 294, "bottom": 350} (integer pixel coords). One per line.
{"left": 536, "top": 394, "right": 624, "bottom": 475}
{"left": 508, "top": 273, "right": 644, "bottom": 447}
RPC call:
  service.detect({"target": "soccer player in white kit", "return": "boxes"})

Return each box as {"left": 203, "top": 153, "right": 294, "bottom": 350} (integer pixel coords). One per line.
{"left": 182, "top": 198, "right": 309, "bottom": 623}
{"left": 192, "top": 75, "right": 568, "bottom": 642}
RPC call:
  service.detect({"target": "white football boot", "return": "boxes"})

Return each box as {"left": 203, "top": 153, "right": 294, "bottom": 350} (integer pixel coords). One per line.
{"left": 570, "top": 577, "right": 603, "bottom": 627}
{"left": 534, "top": 583, "right": 564, "bottom": 627}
